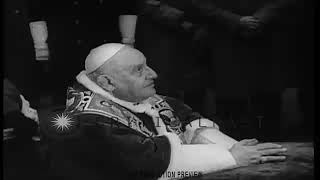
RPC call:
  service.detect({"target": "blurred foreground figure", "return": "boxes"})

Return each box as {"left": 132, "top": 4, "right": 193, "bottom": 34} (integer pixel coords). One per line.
{"left": 3, "top": 79, "right": 46, "bottom": 180}
{"left": 27, "top": 0, "right": 138, "bottom": 104}
{"left": 40, "top": 44, "right": 287, "bottom": 180}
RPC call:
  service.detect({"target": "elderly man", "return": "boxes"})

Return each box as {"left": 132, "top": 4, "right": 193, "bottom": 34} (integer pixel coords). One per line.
{"left": 41, "top": 43, "right": 286, "bottom": 180}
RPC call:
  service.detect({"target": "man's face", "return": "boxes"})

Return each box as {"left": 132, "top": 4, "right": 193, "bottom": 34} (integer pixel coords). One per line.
{"left": 110, "top": 48, "right": 158, "bottom": 102}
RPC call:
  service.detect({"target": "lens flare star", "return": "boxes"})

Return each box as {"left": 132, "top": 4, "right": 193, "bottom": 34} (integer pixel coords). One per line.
{"left": 51, "top": 113, "right": 74, "bottom": 131}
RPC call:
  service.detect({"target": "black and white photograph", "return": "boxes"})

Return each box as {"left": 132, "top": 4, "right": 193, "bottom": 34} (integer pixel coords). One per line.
{"left": 3, "top": 0, "right": 316, "bottom": 180}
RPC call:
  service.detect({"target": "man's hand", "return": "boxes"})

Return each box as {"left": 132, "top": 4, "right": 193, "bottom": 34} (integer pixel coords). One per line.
{"left": 239, "top": 16, "right": 263, "bottom": 38}
{"left": 240, "top": 16, "right": 260, "bottom": 29}
{"left": 20, "top": 95, "right": 39, "bottom": 123}
{"left": 230, "top": 139, "right": 287, "bottom": 166}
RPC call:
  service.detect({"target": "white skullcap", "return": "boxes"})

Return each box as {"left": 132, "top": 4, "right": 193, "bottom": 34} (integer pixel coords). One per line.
{"left": 85, "top": 43, "right": 126, "bottom": 73}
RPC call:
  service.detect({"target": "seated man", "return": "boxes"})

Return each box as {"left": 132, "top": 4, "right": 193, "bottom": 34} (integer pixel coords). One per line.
{"left": 41, "top": 43, "right": 287, "bottom": 180}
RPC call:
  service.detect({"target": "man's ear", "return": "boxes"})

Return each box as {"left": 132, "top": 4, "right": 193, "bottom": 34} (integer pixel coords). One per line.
{"left": 96, "top": 75, "right": 116, "bottom": 92}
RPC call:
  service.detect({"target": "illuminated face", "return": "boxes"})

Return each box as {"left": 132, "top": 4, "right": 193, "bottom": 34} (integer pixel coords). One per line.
{"left": 111, "top": 48, "right": 158, "bottom": 102}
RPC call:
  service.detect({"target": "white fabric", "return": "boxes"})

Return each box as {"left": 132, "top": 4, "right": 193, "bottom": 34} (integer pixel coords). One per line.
{"left": 184, "top": 118, "right": 216, "bottom": 144}
{"left": 29, "top": 21, "right": 48, "bottom": 49}
{"left": 85, "top": 43, "right": 125, "bottom": 73}
{"left": 192, "top": 128, "right": 238, "bottom": 149}
{"left": 161, "top": 132, "right": 237, "bottom": 180}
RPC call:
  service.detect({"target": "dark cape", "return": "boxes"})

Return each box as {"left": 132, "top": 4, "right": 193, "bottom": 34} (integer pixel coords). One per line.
{"left": 39, "top": 82, "right": 205, "bottom": 180}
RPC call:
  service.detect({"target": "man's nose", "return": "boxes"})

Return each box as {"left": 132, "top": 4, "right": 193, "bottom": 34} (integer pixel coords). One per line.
{"left": 146, "top": 66, "right": 158, "bottom": 79}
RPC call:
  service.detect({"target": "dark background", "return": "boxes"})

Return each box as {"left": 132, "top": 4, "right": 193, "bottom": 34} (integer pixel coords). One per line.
{"left": 3, "top": 0, "right": 315, "bottom": 141}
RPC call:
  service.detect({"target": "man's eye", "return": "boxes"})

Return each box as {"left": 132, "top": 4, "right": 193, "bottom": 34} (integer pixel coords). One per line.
{"left": 137, "top": 66, "right": 143, "bottom": 72}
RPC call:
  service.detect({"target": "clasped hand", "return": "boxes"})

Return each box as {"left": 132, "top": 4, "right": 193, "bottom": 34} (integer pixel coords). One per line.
{"left": 230, "top": 139, "right": 287, "bottom": 166}
{"left": 239, "top": 16, "right": 263, "bottom": 38}
{"left": 240, "top": 16, "right": 260, "bottom": 30}
{"left": 20, "top": 95, "right": 39, "bottom": 124}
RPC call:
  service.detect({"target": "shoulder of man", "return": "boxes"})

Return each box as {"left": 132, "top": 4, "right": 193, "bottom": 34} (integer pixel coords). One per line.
{"left": 40, "top": 83, "right": 152, "bottom": 140}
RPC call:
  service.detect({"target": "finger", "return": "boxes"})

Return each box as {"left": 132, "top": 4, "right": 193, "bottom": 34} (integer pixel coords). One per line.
{"left": 239, "top": 139, "right": 255, "bottom": 144}
{"left": 20, "top": 95, "right": 25, "bottom": 101}
{"left": 240, "top": 139, "right": 258, "bottom": 145}
{"left": 260, "top": 148, "right": 287, "bottom": 155}
{"left": 20, "top": 95, "right": 30, "bottom": 106}
{"left": 35, "top": 116, "right": 40, "bottom": 123}
{"left": 242, "top": 16, "right": 258, "bottom": 22}
{"left": 32, "top": 114, "right": 40, "bottom": 123}
{"left": 261, "top": 156, "right": 286, "bottom": 163}
{"left": 243, "top": 24, "right": 259, "bottom": 31}
{"left": 249, "top": 22, "right": 260, "bottom": 26}
{"left": 245, "top": 18, "right": 259, "bottom": 23}
{"left": 252, "top": 157, "right": 265, "bottom": 164}
{"left": 3, "top": 128, "right": 14, "bottom": 133}
{"left": 247, "top": 26, "right": 258, "bottom": 30}
{"left": 246, "top": 140, "right": 259, "bottom": 146}
{"left": 247, "top": 22, "right": 260, "bottom": 27}
{"left": 244, "top": 139, "right": 259, "bottom": 146}
{"left": 256, "top": 143, "right": 283, "bottom": 150}
{"left": 247, "top": 18, "right": 259, "bottom": 22}
{"left": 242, "top": 16, "right": 255, "bottom": 20}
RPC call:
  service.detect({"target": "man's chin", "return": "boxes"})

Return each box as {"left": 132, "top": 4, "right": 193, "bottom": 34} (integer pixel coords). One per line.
{"left": 145, "top": 88, "right": 157, "bottom": 98}
{"left": 148, "top": 88, "right": 156, "bottom": 96}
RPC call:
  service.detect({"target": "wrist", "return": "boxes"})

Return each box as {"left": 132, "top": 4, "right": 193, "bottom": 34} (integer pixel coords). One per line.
{"left": 122, "top": 37, "right": 135, "bottom": 45}
{"left": 34, "top": 42, "right": 48, "bottom": 49}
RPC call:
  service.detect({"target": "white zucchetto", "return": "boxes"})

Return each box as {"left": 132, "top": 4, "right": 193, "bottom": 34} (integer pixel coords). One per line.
{"left": 85, "top": 43, "right": 125, "bottom": 73}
